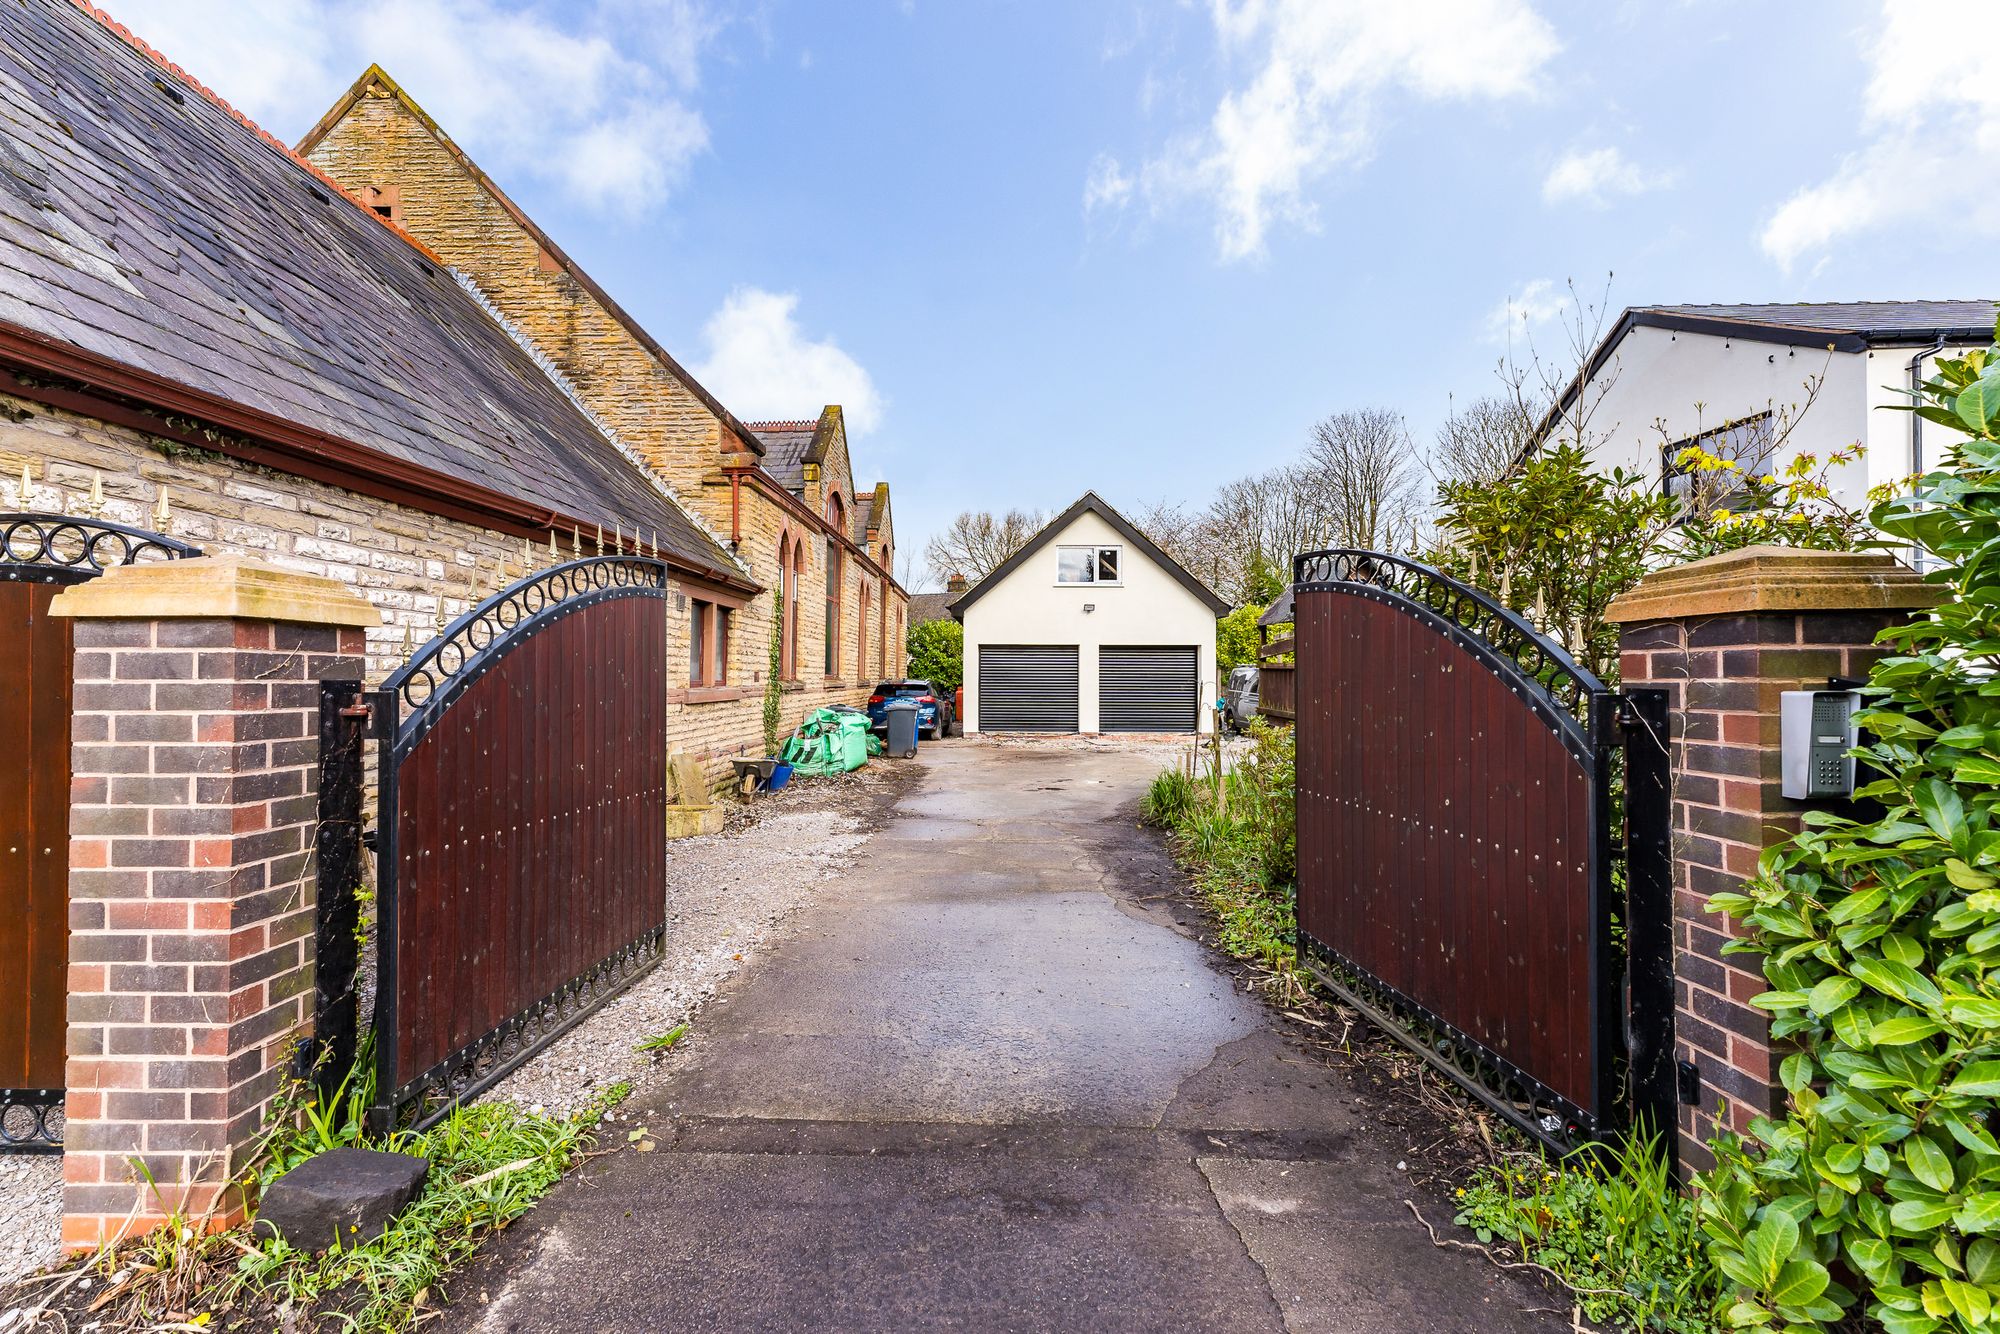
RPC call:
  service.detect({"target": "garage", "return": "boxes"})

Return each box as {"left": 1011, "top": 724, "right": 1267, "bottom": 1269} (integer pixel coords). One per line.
{"left": 951, "top": 493, "right": 1226, "bottom": 735}
{"left": 1099, "top": 646, "right": 1198, "bottom": 732}
{"left": 977, "top": 645, "right": 1079, "bottom": 732}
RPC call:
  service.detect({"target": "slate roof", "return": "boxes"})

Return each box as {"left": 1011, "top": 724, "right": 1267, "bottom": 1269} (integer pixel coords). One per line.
{"left": 0, "top": 0, "right": 744, "bottom": 583}
{"left": 852, "top": 493, "right": 874, "bottom": 545}
{"left": 908, "top": 591, "right": 954, "bottom": 626}
{"left": 747, "top": 422, "right": 814, "bottom": 494}
{"left": 1634, "top": 300, "right": 1999, "bottom": 339}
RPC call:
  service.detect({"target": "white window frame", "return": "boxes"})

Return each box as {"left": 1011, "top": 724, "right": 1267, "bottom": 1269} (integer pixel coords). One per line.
{"left": 1055, "top": 544, "right": 1123, "bottom": 586}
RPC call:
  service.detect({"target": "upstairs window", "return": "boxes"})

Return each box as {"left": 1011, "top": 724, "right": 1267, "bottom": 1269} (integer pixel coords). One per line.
{"left": 1056, "top": 545, "right": 1121, "bottom": 585}
{"left": 1663, "top": 412, "right": 1775, "bottom": 509}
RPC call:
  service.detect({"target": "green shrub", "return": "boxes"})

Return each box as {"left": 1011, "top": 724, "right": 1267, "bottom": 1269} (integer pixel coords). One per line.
{"left": 905, "top": 616, "right": 963, "bottom": 691}
{"left": 1696, "top": 329, "right": 2000, "bottom": 1334}
{"left": 1456, "top": 1132, "right": 1717, "bottom": 1333}
{"left": 1217, "top": 604, "right": 1264, "bottom": 672}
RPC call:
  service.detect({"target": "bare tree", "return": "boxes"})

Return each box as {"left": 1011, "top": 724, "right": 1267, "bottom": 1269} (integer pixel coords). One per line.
{"left": 1305, "top": 408, "right": 1419, "bottom": 551}
{"left": 1433, "top": 393, "right": 1537, "bottom": 489}
{"left": 1493, "top": 272, "right": 1620, "bottom": 461}
{"left": 923, "top": 508, "right": 1045, "bottom": 586}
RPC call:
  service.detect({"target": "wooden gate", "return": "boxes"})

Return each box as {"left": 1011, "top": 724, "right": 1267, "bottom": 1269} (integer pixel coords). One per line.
{"left": 1, "top": 513, "right": 199, "bottom": 1151}
{"left": 1292, "top": 550, "right": 1673, "bottom": 1156}
{"left": 321, "top": 555, "right": 670, "bottom": 1131}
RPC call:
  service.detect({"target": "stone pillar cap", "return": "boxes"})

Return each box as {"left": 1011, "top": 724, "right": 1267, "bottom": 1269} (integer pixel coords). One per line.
{"left": 49, "top": 553, "right": 380, "bottom": 628}
{"left": 1605, "top": 544, "right": 1942, "bottom": 624}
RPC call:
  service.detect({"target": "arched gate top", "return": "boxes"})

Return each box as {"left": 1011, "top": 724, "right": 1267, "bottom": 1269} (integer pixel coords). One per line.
{"left": 0, "top": 511, "right": 202, "bottom": 584}
{"left": 1292, "top": 548, "right": 1610, "bottom": 752}
{"left": 384, "top": 554, "right": 669, "bottom": 752}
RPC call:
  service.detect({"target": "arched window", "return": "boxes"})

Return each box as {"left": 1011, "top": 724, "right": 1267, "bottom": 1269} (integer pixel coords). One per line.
{"left": 824, "top": 537, "right": 843, "bottom": 678}
{"left": 825, "top": 489, "right": 845, "bottom": 532}
{"left": 791, "top": 538, "right": 807, "bottom": 679}
{"left": 778, "top": 532, "right": 804, "bottom": 681}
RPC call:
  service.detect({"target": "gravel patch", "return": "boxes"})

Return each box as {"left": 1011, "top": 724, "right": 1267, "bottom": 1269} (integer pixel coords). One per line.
{"left": 0, "top": 765, "right": 906, "bottom": 1299}
{"left": 488, "top": 768, "right": 900, "bottom": 1119}
{"left": 0, "top": 1154, "right": 60, "bottom": 1288}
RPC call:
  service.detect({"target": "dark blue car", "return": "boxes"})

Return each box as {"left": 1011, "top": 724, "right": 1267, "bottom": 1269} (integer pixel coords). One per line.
{"left": 867, "top": 679, "right": 952, "bottom": 740}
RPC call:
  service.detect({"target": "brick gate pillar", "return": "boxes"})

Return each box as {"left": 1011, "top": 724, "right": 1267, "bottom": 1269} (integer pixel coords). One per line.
{"left": 50, "top": 554, "right": 375, "bottom": 1249}
{"left": 1605, "top": 544, "right": 1939, "bottom": 1170}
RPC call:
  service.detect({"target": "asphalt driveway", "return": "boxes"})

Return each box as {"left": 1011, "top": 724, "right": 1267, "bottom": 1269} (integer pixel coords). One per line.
{"left": 446, "top": 741, "right": 1557, "bottom": 1332}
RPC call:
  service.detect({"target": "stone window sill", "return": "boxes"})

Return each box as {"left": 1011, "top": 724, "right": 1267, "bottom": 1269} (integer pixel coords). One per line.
{"left": 683, "top": 685, "right": 746, "bottom": 704}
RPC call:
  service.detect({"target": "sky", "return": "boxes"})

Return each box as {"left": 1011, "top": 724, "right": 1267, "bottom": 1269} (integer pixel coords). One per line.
{"left": 107, "top": 0, "right": 1999, "bottom": 590}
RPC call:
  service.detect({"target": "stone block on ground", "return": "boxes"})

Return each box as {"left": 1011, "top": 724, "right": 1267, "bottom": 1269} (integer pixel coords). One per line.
{"left": 252, "top": 1148, "right": 430, "bottom": 1252}
{"left": 665, "top": 803, "right": 726, "bottom": 838}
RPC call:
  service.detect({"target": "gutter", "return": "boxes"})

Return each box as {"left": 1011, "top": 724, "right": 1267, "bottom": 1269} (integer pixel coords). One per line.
{"left": 1908, "top": 335, "right": 1947, "bottom": 573}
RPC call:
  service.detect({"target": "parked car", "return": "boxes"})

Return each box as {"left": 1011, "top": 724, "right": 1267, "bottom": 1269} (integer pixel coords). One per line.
{"left": 1222, "top": 665, "right": 1259, "bottom": 732}
{"left": 867, "top": 679, "right": 953, "bottom": 739}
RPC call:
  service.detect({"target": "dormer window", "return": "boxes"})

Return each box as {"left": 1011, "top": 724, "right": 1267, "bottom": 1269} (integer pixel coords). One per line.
{"left": 1057, "top": 545, "right": 1120, "bottom": 585}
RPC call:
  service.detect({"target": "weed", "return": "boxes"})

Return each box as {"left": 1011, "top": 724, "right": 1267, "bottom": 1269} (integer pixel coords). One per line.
{"left": 633, "top": 1024, "right": 688, "bottom": 1054}
{"left": 1454, "top": 1131, "right": 1719, "bottom": 1333}
{"left": 226, "top": 1099, "right": 588, "bottom": 1330}
{"left": 1148, "top": 723, "right": 1308, "bottom": 999}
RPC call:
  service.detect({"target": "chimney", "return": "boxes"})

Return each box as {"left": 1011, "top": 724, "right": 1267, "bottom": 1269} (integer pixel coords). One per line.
{"left": 947, "top": 572, "right": 969, "bottom": 594}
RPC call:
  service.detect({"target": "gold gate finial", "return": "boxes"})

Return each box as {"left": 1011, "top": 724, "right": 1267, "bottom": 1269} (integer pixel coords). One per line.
{"left": 88, "top": 470, "right": 103, "bottom": 516}
{"left": 548, "top": 529, "right": 558, "bottom": 560}
{"left": 572, "top": 523, "right": 581, "bottom": 557}
{"left": 594, "top": 523, "right": 603, "bottom": 556}
{"left": 16, "top": 460, "right": 29, "bottom": 508}
{"left": 613, "top": 520, "right": 623, "bottom": 553}
{"left": 153, "top": 487, "right": 170, "bottom": 529}
{"left": 402, "top": 622, "right": 414, "bottom": 656}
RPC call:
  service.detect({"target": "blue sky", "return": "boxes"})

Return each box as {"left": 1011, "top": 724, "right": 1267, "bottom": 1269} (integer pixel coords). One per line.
{"left": 115, "top": 1, "right": 1995, "bottom": 589}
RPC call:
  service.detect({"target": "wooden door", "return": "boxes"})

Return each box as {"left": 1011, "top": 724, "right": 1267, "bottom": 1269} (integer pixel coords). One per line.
{"left": 0, "top": 581, "right": 72, "bottom": 1099}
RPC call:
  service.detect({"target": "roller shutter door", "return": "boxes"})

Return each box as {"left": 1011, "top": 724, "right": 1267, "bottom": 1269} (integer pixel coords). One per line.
{"left": 977, "top": 645, "right": 1079, "bottom": 732}
{"left": 1100, "top": 646, "right": 1198, "bottom": 733}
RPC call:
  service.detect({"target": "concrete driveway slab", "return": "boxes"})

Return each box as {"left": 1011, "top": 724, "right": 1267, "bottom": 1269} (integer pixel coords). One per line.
{"left": 443, "top": 741, "right": 1561, "bottom": 1333}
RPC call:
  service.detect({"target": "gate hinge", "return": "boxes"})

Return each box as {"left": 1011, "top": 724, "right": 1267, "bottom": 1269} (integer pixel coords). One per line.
{"left": 338, "top": 698, "right": 372, "bottom": 723}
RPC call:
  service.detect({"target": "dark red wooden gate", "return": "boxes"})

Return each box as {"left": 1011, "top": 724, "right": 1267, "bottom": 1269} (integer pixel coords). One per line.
{"left": 1292, "top": 550, "right": 1673, "bottom": 1154}
{"left": 1, "top": 513, "right": 199, "bottom": 1151}
{"left": 348, "top": 556, "right": 669, "bottom": 1130}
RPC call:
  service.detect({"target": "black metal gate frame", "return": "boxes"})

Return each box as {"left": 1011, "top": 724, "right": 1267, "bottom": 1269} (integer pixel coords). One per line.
{"left": 0, "top": 513, "right": 200, "bottom": 1152}
{"left": 1289, "top": 550, "right": 1677, "bottom": 1161}
{"left": 319, "top": 556, "right": 671, "bottom": 1133}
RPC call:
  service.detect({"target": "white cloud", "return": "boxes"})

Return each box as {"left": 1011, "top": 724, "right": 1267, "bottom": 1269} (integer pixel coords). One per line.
{"left": 109, "top": 0, "right": 715, "bottom": 217}
{"left": 1484, "top": 278, "right": 1568, "bottom": 346}
{"left": 692, "top": 288, "right": 884, "bottom": 438}
{"left": 1761, "top": 1, "right": 2000, "bottom": 267}
{"left": 1104, "top": 0, "right": 1559, "bottom": 260}
{"left": 1083, "top": 154, "right": 1135, "bottom": 216}
{"left": 1541, "top": 146, "right": 1671, "bottom": 208}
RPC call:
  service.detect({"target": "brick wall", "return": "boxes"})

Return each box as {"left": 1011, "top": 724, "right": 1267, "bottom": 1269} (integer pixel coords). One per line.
{"left": 1607, "top": 545, "right": 1939, "bottom": 1171}
{"left": 57, "top": 587, "right": 367, "bottom": 1247}
{"left": 1619, "top": 610, "right": 1898, "bottom": 1166}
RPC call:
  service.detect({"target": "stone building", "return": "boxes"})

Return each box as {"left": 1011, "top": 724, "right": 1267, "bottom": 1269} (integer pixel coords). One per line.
{"left": 298, "top": 67, "right": 908, "bottom": 777}
{"left": 0, "top": 0, "right": 784, "bottom": 1242}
